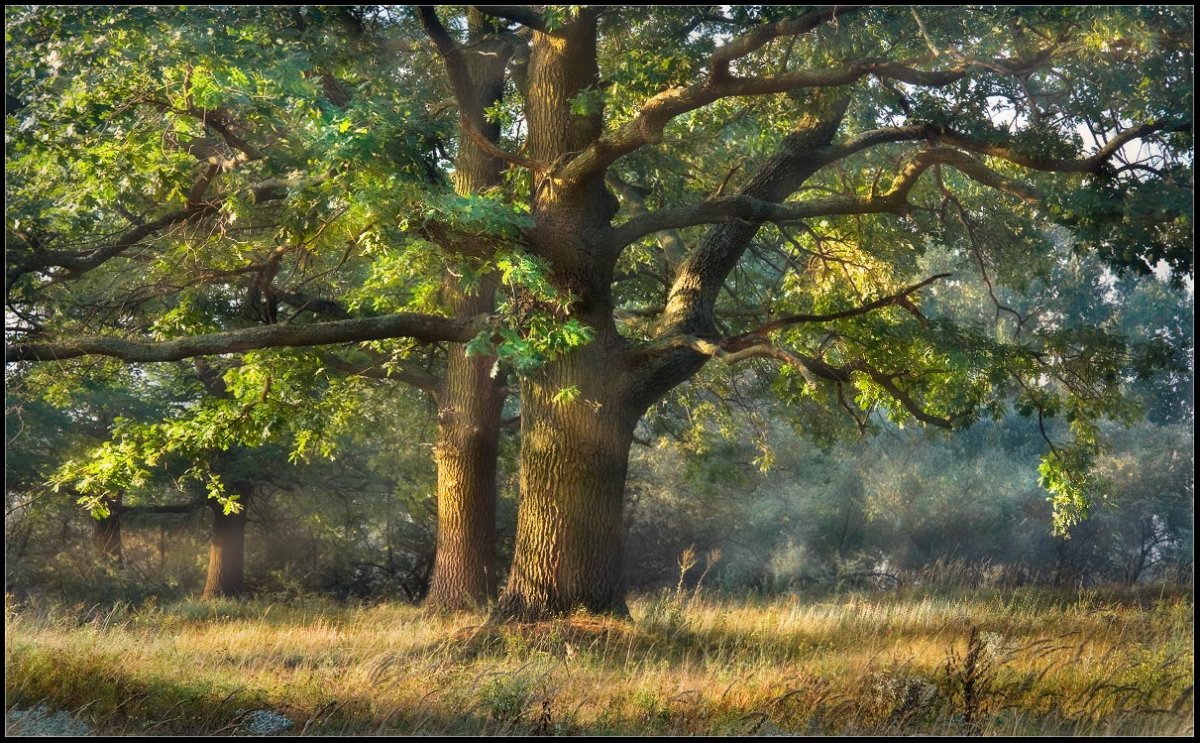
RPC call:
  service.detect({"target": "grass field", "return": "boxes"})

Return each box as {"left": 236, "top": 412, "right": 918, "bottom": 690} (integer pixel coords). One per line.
{"left": 5, "top": 585, "right": 1193, "bottom": 735}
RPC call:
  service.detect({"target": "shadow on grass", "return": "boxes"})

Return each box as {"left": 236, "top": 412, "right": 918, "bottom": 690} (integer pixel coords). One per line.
{"left": 4, "top": 640, "right": 515, "bottom": 735}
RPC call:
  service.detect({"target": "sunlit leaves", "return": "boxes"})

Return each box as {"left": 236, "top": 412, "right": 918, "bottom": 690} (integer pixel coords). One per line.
{"left": 466, "top": 250, "right": 596, "bottom": 375}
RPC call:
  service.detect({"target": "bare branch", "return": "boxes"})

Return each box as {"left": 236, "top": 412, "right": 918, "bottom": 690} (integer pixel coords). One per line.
{"left": 459, "top": 113, "right": 548, "bottom": 173}
{"left": 320, "top": 352, "right": 443, "bottom": 394}
{"left": 852, "top": 361, "right": 953, "bottom": 429}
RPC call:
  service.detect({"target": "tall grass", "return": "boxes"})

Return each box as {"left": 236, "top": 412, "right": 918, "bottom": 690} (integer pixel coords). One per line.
{"left": 5, "top": 584, "right": 1193, "bottom": 735}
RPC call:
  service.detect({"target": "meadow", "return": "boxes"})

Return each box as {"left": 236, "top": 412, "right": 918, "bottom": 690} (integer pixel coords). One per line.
{"left": 5, "top": 584, "right": 1193, "bottom": 736}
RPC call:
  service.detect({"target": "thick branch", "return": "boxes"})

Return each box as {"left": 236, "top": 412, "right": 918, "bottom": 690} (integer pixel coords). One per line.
{"left": 612, "top": 193, "right": 902, "bottom": 246}
{"left": 615, "top": 147, "right": 1040, "bottom": 247}
{"left": 709, "top": 7, "right": 863, "bottom": 82}
{"left": 6, "top": 313, "right": 487, "bottom": 363}
{"left": 559, "top": 57, "right": 992, "bottom": 186}
{"left": 472, "top": 5, "right": 548, "bottom": 32}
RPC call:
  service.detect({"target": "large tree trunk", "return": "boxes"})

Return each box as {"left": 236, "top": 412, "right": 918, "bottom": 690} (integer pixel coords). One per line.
{"left": 499, "top": 343, "right": 640, "bottom": 619}
{"left": 93, "top": 494, "right": 123, "bottom": 563}
{"left": 495, "top": 11, "right": 634, "bottom": 619}
{"left": 493, "top": 22, "right": 851, "bottom": 617}
{"left": 201, "top": 487, "right": 248, "bottom": 600}
{"left": 424, "top": 9, "right": 511, "bottom": 610}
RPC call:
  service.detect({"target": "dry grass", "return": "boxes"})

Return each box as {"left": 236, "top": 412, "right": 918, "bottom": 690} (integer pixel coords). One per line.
{"left": 4, "top": 585, "right": 1193, "bottom": 735}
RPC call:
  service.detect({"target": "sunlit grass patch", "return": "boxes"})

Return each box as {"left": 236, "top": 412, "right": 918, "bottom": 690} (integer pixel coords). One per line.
{"left": 5, "top": 586, "right": 1193, "bottom": 735}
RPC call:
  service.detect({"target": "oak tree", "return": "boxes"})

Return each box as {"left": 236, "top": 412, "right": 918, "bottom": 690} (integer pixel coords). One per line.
{"left": 6, "top": 6, "right": 1192, "bottom": 617}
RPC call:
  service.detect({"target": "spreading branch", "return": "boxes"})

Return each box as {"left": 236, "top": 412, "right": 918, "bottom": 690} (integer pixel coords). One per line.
{"left": 723, "top": 273, "right": 951, "bottom": 347}
{"left": 679, "top": 336, "right": 954, "bottom": 429}
{"left": 558, "top": 33, "right": 1069, "bottom": 189}
{"left": 7, "top": 178, "right": 308, "bottom": 289}
{"left": 935, "top": 120, "right": 1190, "bottom": 174}
{"left": 613, "top": 147, "right": 1034, "bottom": 247}
{"left": 6, "top": 313, "right": 488, "bottom": 363}
{"left": 614, "top": 116, "right": 1164, "bottom": 249}
{"left": 708, "top": 7, "right": 864, "bottom": 83}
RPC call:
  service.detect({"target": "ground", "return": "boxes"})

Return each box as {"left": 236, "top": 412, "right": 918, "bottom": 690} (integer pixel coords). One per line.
{"left": 4, "top": 585, "right": 1193, "bottom": 735}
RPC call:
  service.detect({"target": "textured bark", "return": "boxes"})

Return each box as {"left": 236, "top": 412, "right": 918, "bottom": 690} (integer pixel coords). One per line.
{"left": 200, "top": 488, "right": 248, "bottom": 600}
{"left": 424, "top": 10, "right": 510, "bottom": 611}
{"left": 93, "top": 495, "right": 123, "bottom": 563}
{"left": 525, "top": 9, "right": 618, "bottom": 256}
{"left": 426, "top": 319, "right": 506, "bottom": 609}
{"left": 499, "top": 342, "right": 640, "bottom": 619}
{"left": 496, "top": 15, "right": 634, "bottom": 619}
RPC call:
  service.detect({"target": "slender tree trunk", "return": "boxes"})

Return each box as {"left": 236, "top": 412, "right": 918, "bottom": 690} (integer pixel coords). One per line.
{"left": 201, "top": 487, "right": 248, "bottom": 600}
{"left": 424, "top": 10, "right": 512, "bottom": 611}
{"left": 93, "top": 494, "right": 123, "bottom": 563}
{"left": 426, "top": 278, "right": 506, "bottom": 609}
{"left": 499, "top": 344, "right": 640, "bottom": 619}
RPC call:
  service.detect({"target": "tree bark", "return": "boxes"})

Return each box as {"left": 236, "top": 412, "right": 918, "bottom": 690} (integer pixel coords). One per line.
{"left": 200, "top": 486, "right": 248, "bottom": 600}
{"left": 494, "top": 13, "right": 634, "bottom": 619}
{"left": 423, "top": 9, "right": 511, "bottom": 611}
{"left": 426, "top": 277, "right": 506, "bottom": 609}
{"left": 499, "top": 342, "right": 640, "bottom": 619}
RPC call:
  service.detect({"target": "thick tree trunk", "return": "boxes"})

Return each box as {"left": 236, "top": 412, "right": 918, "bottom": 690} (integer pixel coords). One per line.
{"left": 499, "top": 344, "right": 639, "bottom": 619}
{"left": 201, "top": 489, "right": 248, "bottom": 600}
{"left": 93, "top": 495, "right": 123, "bottom": 563}
{"left": 424, "top": 10, "right": 511, "bottom": 611}
{"left": 494, "top": 12, "right": 633, "bottom": 619}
